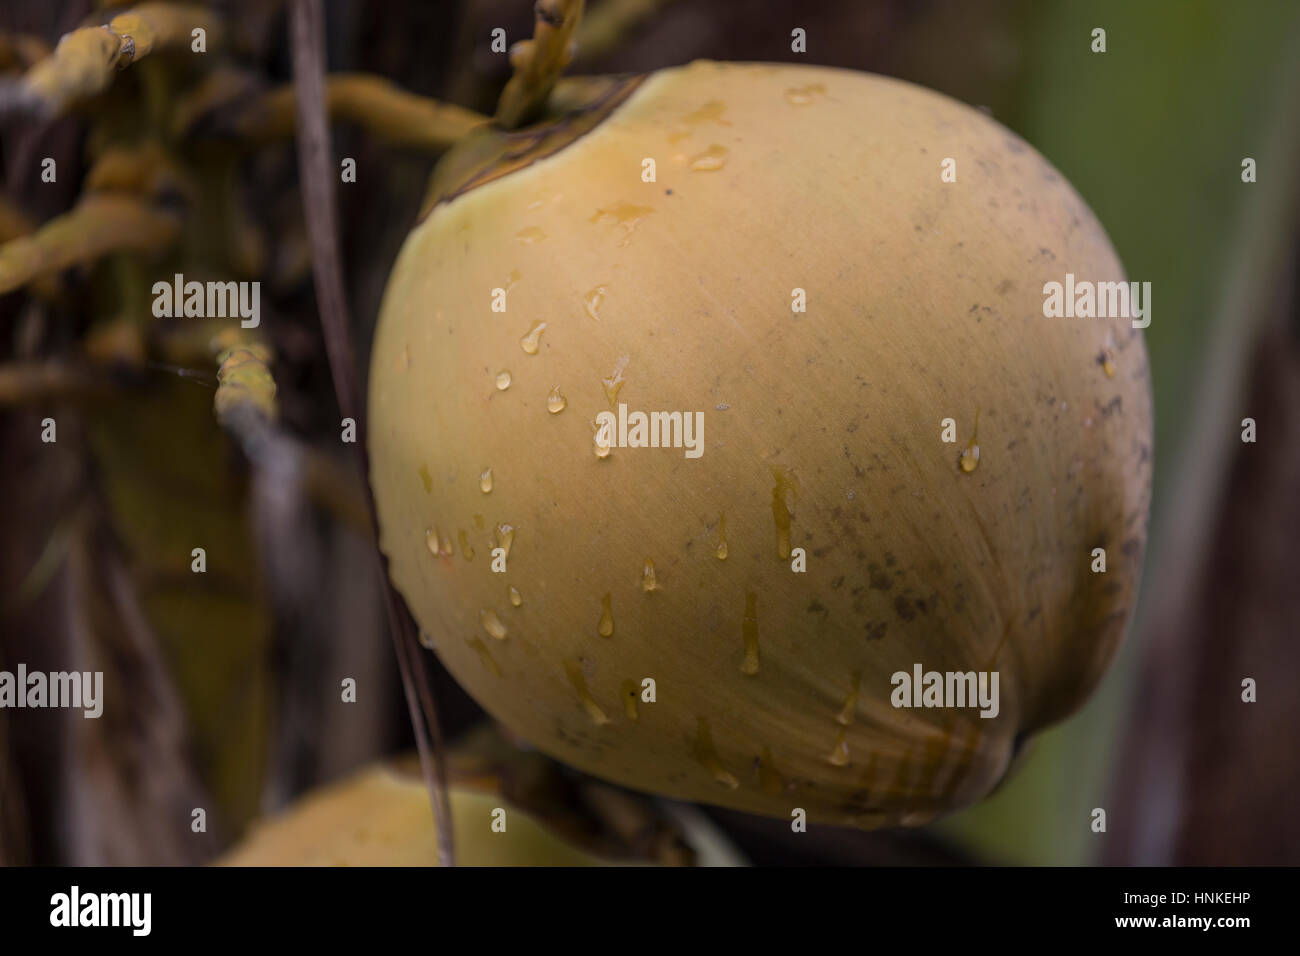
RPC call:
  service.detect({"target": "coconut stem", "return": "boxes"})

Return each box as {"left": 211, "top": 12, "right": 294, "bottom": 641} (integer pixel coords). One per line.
{"left": 0, "top": 194, "right": 179, "bottom": 296}
{"left": 494, "top": 0, "right": 586, "bottom": 129}
{"left": 0, "top": 4, "right": 223, "bottom": 119}
{"left": 235, "top": 73, "right": 488, "bottom": 150}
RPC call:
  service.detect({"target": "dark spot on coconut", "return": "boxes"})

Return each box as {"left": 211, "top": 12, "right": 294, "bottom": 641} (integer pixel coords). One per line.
{"left": 893, "top": 595, "right": 917, "bottom": 622}
{"left": 1027, "top": 605, "right": 1042, "bottom": 622}
{"left": 1098, "top": 396, "right": 1123, "bottom": 418}
{"left": 868, "top": 562, "right": 892, "bottom": 590}
{"left": 807, "top": 599, "right": 827, "bottom": 614}
{"left": 1122, "top": 537, "right": 1141, "bottom": 557}
{"left": 832, "top": 575, "right": 845, "bottom": 590}
{"left": 865, "top": 620, "right": 887, "bottom": 641}
{"left": 842, "top": 447, "right": 863, "bottom": 478}
{"left": 996, "top": 279, "right": 1015, "bottom": 294}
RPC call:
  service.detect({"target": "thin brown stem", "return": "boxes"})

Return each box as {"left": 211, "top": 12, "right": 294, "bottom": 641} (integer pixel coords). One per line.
{"left": 288, "top": 0, "right": 454, "bottom": 867}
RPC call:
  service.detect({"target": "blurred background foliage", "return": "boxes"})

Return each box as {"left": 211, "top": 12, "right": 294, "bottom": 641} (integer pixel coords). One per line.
{"left": 1, "top": 0, "right": 1297, "bottom": 865}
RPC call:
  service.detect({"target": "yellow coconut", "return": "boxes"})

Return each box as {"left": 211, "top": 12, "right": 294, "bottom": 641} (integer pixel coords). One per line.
{"left": 368, "top": 61, "right": 1152, "bottom": 828}
{"left": 218, "top": 766, "right": 605, "bottom": 866}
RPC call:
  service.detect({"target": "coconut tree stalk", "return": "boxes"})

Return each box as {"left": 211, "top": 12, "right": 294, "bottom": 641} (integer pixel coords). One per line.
{"left": 0, "top": 194, "right": 179, "bottom": 295}
{"left": 288, "top": 0, "right": 455, "bottom": 866}
{"left": 495, "top": 0, "right": 586, "bottom": 129}
{"left": 0, "top": 360, "right": 113, "bottom": 404}
{"left": 237, "top": 73, "right": 487, "bottom": 151}
{"left": 0, "top": 4, "right": 222, "bottom": 118}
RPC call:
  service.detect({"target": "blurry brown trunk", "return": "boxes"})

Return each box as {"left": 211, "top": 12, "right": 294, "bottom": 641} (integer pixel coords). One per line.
{"left": 1104, "top": 313, "right": 1300, "bottom": 865}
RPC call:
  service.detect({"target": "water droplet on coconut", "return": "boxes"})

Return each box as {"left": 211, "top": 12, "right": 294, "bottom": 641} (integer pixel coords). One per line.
{"left": 520, "top": 321, "right": 547, "bottom": 355}
{"left": 693, "top": 717, "right": 739, "bottom": 789}
{"left": 741, "top": 591, "right": 759, "bottom": 674}
{"left": 514, "top": 226, "right": 546, "bottom": 244}
{"left": 425, "top": 526, "right": 448, "bottom": 557}
{"left": 602, "top": 353, "right": 629, "bottom": 405}
{"left": 480, "top": 608, "right": 507, "bottom": 641}
{"left": 547, "top": 386, "right": 567, "bottom": 413}
{"left": 479, "top": 468, "right": 493, "bottom": 493}
{"left": 457, "top": 530, "right": 474, "bottom": 561}
{"left": 592, "top": 419, "right": 613, "bottom": 459}
{"left": 508, "top": 585, "right": 522, "bottom": 607}
{"left": 827, "top": 728, "right": 851, "bottom": 767}
{"left": 689, "top": 144, "right": 729, "bottom": 171}
{"left": 494, "top": 523, "right": 515, "bottom": 559}
{"left": 837, "top": 673, "right": 860, "bottom": 726}
{"left": 784, "top": 83, "right": 825, "bottom": 105}
{"left": 597, "top": 592, "right": 614, "bottom": 637}
{"left": 495, "top": 370, "right": 512, "bottom": 390}
{"left": 758, "top": 746, "right": 785, "bottom": 795}
{"left": 641, "top": 559, "right": 658, "bottom": 592}
{"left": 621, "top": 679, "right": 639, "bottom": 720}
{"left": 565, "top": 660, "right": 610, "bottom": 726}
{"left": 959, "top": 410, "right": 981, "bottom": 474}
{"left": 668, "top": 100, "right": 731, "bottom": 141}
{"left": 418, "top": 630, "right": 435, "bottom": 649}
{"left": 584, "top": 285, "right": 608, "bottom": 320}
{"left": 589, "top": 202, "right": 654, "bottom": 246}
{"left": 715, "top": 513, "right": 728, "bottom": 560}
{"left": 771, "top": 467, "right": 797, "bottom": 559}
{"left": 466, "top": 637, "right": 501, "bottom": 677}
{"left": 418, "top": 462, "right": 432, "bottom": 494}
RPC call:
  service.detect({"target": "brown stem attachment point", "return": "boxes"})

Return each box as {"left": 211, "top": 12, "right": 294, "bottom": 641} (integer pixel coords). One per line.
{"left": 494, "top": 0, "right": 586, "bottom": 129}
{"left": 288, "top": 0, "right": 455, "bottom": 866}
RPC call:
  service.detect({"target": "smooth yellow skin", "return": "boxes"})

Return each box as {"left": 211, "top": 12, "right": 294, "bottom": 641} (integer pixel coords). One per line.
{"left": 369, "top": 62, "right": 1152, "bottom": 827}
{"left": 218, "top": 767, "right": 606, "bottom": 866}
